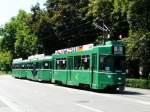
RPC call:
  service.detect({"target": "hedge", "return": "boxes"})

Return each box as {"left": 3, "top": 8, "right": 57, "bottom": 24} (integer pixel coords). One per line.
{"left": 126, "top": 78, "right": 150, "bottom": 89}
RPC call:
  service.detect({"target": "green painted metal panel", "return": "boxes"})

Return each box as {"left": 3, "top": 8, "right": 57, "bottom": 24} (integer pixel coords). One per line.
{"left": 13, "top": 69, "right": 21, "bottom": 78}
{"left": 26, "top": 69, "right": 33, "bottom": 80}
{"left": 70, "top": 70, "right": 92, "bottom": 84}
{"left": 36, "top": 69, "right": 52, "bottom": 81}
{"left": 52, "top": 70, "right": 68, "bottom": 84}
{"left": 20, "top": 69, "right": 26, "bottom": 78}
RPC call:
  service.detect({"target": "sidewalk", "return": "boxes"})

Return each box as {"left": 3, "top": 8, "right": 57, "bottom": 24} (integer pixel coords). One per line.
{"left": 126, "top": 87, "right": 150, "bottom": 95}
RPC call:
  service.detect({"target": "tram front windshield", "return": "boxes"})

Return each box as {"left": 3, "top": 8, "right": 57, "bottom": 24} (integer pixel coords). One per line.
{"left": 99, "top": 55, "right": 125, "bottom": 72}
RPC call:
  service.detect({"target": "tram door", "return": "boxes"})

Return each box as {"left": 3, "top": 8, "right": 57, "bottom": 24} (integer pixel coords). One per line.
{"left": 92, "top": 54, "right": 97, "bottom": 85}
{"left": 67, "top": 56, "right": 73, "bottom": 82}
{"left": 32, "top": 62, "right": 37, "bottom": 79}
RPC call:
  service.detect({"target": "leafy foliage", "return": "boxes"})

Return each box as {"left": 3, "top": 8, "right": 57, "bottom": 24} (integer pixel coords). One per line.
{"left": 128, "top": 0, "right": 150, "bottom": 32}
{"left": 14, "top": 10, "right": 38, "bottom": 58}
{"left": 0, "top": 18, "right": 17, "bottom": 55}
{"left": 123, "top": 0, "right": 150, "bottom": 78}
{"left": 111, "top": 0, "right": 129, "bottom": 38}
{"left": 0, "top": 51, "right": 12, "bottom": 71}
{"left": 0, "top": 27, "right": 4, "bottom": 36}
{"left": 30, "top": 4, "right": 58, "bottom": 54}
{"left": 126, "top": 78, "right": 150, "bottom": 89}
{"left": 88, "top": 0, "right": 113, "bottom": 25}
{"left": 44, "top": 0, "right": 96, "bottom": 49}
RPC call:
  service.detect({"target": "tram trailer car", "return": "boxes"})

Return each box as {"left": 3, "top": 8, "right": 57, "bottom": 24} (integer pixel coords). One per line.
{"left": 12, "top": 40, "right": 126, "bottom": 92}
{"left": 30, "top": 56, "right": 52, "bottom": 82}
{"left": 12, "top": 55, "right": 52, "bottom": 82}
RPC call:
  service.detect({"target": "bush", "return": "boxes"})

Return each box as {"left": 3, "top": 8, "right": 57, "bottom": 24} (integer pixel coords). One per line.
{"left": 0, "top": 51, "right": 12, "bottom": 72}
{"left": 126, "top": 78, "right": 150, "bottom": 89}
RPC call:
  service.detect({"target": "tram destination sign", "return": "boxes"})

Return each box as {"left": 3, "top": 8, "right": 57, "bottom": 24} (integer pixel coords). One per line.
{"left": 113, "top": 46, "right": 123, "bottom": 54}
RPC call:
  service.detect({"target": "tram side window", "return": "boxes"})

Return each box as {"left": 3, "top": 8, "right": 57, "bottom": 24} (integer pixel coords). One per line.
{"left": 22, "top": 64, "right": 25, "bottom": 69}
{"left": 15, "top": 64, "right": 17, "bottom": 69}
{"left": 99, "top": 55, "right": 113, "bottom": 71}
{"left": 22, "top": 64, "right": 27, "bottom": 69}
{"left": 56, "top": 59, "right": 67, "bottom": 70}
{"left": 17, "top": 64, "right": 19, "bottom": 69}
{"left": 27, "top": 63, "right": 33, "bottom": 69}
{"left": 43, "top": 61, "right": 49, "bottom": 69}
{"left": 99, "top": 55, "right": 105, "bottom": 70}
{"left": 36, "top": 62, "right": 41, "bottom": 69}
{"left": 18, "top": 64, "right": 21, "bottom": 69}
{"left": 81, "top": 55, "right": 90, "bottom": 70}
{"left": 24, "top": 64, "right": 27, "bottom": 69}
{"left": 74, "top": 56, "right": 81, "bottom": 70}
{"left": 26, "top": 63, "right": 29, "bottom": 69}
{"left": 16, "top": 64, "right": 20, "bottom": 69}
{"left": 19, "top": 64, "right": 21, "bottom": 69}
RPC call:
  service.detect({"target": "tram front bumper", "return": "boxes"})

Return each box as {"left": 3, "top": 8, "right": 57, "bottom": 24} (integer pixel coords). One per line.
{"left": 98, "top": 72, "right": 126, "bottom": 90}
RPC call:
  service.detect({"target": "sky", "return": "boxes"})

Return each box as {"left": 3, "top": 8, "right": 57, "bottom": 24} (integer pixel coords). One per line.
{"left": 0, "top": 0, "right": 47, "bottom": 26}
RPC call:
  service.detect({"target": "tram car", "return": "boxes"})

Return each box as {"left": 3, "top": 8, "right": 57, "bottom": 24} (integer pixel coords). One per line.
{"left": 12, "top": 40, "right": 126, "bottom": 92}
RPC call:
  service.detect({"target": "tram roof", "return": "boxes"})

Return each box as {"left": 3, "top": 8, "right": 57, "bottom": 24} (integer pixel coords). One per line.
{"left": 37, "top": 56, "right": 52, "bottom": 61}
{"left": 12, "top": 58, "right": 23, "bottom": 63}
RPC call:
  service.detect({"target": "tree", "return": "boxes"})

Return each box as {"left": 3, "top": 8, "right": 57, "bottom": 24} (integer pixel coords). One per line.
{"left": 29, "top": 0, "right": 97, "bottom": 54}
{"left": 123, "top": 31, "right": 150, "bottom": 78}
{"left": 30, "top": 3, "right": 58, "bottom": 54}
{"left": 128, "top": 0, "right": 150, "bottom": 32}
{"left": 124, "top": 0, "right": 150, "bottom": 78}
{"left": 88, "top": 0, "right": 113, "bottom": 27}
{"left": 87, "top": 0, "right": 115, "bottom": 43}
{"left": 45, "top": 0, "right": 96, "bottom": 48}
{"left": 0, "top": 18, "right": 17, "bottom": 56}
{"left": 14, "top": 10, "right": 38, "bottom": 58}
{"left": 0, "top": 10, "right": 38, "bottom": 59}
{"left": 139, "top": 32, "right": 150, "bottom": 78}
{"left": 0, "top": 51, "right": 12, "bottom": 72}
{"left": 0, "top": 26, "right": 4, "bottom": 36}
{"left": 111, "top": 0, "right": 129, "bottom": 38}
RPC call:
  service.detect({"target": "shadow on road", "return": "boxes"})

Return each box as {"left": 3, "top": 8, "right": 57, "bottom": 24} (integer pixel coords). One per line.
{"left": 121, "top": 90, "right": 143, "bottom": 95}
{"left": 55, "top": 84, "right": 145, "bottom": 95}
{"left": 13, "top": 77, "right": 144, "bottom": 95}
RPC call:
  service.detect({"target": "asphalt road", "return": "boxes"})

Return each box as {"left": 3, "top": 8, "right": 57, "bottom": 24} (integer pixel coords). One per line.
{"left": 0, "top": 75, "right": 150, "bottom": 112}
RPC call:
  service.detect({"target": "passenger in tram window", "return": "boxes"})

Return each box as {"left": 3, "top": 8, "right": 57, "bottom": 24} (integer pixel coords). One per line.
{"left": 81, "top": 56, "right": 90, "bottom": 70}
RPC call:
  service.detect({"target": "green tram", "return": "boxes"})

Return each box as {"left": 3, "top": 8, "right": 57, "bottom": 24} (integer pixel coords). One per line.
{"left": 12, "top": 40, "right": 126, "bottom": 92}
{"left": 32, "top": 56, "right": 52, "bottom": 81}
{"left": 12, "top": 55, "right": 52, "bottom": 81}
